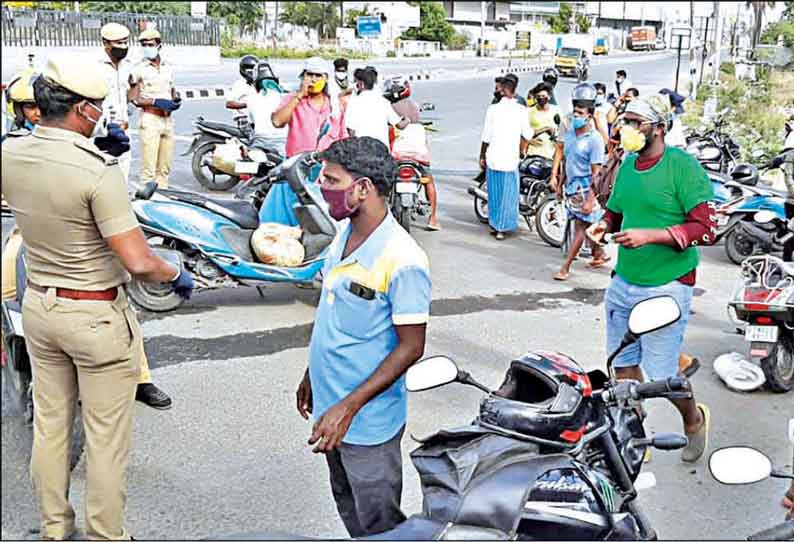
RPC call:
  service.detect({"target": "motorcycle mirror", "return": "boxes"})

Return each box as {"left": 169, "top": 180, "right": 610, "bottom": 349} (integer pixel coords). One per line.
{"left": 406, "top": 356, "right": 460, "bottom": 392}
{"left": 709, "top": 446, "right": 772, "bottom": 485}
{"left": 754, "top": 210, "right": 778, "bottom": 224}
{"left": 420, "top": 102, "right": 436, "bottom": 112}
{"left": 627, "top": 295, "right": 681, "bottom": 336}
{"left": 553, "top": 114, "right": 561, "bottom": 126}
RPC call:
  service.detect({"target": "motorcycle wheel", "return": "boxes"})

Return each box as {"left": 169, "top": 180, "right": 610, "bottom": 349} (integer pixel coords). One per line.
{"left": 127, "top": 276, "right": 185, "bottom": 313}
{"left": 760, "top": 332, "right": 794, "bottom": 393}
{"left": 474, "top": 180, "right": 489, "bottom": 224}
{"left": 192, "top": 142, "right": 240, "bottom": 192}
{"left": 535, "top": 194, "right": 565, "bottom": 248}
{"left": 394, "top": 201, "right": 411, "bottom": 233}
{"left": 724, "top": 229, "right": 757, "bottom": 265}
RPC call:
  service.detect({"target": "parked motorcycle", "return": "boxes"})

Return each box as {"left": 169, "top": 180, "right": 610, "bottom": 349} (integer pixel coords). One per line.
{"left": 708, "top": 423, "right": 794, "bottom": 540}
{"left": 685, "top": 109, "right": 741, "bottom": 174}
{"left": 728, "top": 249, "right": 794, "bottom": 392}
{"left": 1, "top": 208, "right": 85, "bottom": 470}
{"left": 128, "top": 153, "right": 336, "bottom": 312}
{"left": 719, "top": 184, "right": 789, "bottom": 264}
{"left": 212, "top": 295, "right": 691, "bottom": 541}
{"left": 183, "top": 116, "right": 283, "bottom": 192}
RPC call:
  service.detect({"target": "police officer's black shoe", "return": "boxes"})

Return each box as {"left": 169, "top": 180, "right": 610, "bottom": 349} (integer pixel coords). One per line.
{"left": 136, "top": 383, "right": 172, "bottom": 410}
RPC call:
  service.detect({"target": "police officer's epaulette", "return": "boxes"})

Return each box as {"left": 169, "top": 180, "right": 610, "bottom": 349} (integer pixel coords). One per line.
{"left": 4, "top": 128, "right": 32, "bottom": 138}
{"left": 73, "top": 139, "right": 119, "bottom": 166}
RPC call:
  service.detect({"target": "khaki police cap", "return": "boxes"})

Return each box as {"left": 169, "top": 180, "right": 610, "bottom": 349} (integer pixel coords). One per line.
{"left": 42, "top": 55, "right": 108, "bottom": 100}
{"left": 101, "top": 22, "right": 130, "bottom": 41}
{"left": 138, "top": 28, "right": 162, "bottom": 41}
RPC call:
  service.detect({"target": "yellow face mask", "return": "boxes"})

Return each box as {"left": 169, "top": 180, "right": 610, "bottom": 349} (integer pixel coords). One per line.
{"left": 310, "top": 79, "right": 326, "bottom": 94}
{"left": 620, "top": 125, "right": 647, "bottom": 153}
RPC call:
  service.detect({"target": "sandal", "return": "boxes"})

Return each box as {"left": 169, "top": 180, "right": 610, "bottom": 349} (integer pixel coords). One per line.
{"left": 678, "top": 354, "right": 701, "bottom": 378}
{"left": 553, "top": 270, "right": 570, "bottom": 281}
{"left": 426, "top": 222, "right": 441, "bottom": 232}
{"left": 586, "top": 255, "right": 612, "bottom": 269}
{"left": 682, "top": 403, "right": 710, "bottom": 463}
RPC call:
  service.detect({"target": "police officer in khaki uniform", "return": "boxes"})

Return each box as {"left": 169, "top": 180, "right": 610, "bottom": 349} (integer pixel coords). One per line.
{"left": 98, "top": 22, "right": 134, "bottom": 182}
{"left": 2, "top": 55, "right": 194, "bottom": 540}
{"left": 129, "top": 28, "right": 180, "bottom": 187}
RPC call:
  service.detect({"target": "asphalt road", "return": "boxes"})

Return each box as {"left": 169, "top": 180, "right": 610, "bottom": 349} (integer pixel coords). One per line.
{"left": 2, "top": 51, "right": 791, "bottom": 540}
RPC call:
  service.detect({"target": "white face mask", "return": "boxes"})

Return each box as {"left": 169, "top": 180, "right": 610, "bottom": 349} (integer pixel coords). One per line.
{"left": 82, "top": 102, "right": 107, "bottom": 138}
{"left": 142, "top": 45, "right": 159, "bottom": 60}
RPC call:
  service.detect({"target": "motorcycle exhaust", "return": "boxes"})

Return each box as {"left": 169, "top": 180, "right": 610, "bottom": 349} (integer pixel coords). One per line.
{"left": 467, "top": 186, "right": 489, "bottom": 203}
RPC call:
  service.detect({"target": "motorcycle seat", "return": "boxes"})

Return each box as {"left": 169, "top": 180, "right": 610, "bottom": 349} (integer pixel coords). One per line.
{"left": 198, "top": 119, "right": 247, "bottom": 140}
{"left": 393, "top": 151, "right": 430, "bottom": 166}
{"left": 204, "top": 198, "right": 260, "bottom": 230}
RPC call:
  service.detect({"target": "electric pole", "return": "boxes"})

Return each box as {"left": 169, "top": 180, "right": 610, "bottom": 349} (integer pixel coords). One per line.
{"left": 480, "top": 1, "right": 486, "bottom": 57}
{"left": 712, "top": 1, "right": 723, "bottom": 80}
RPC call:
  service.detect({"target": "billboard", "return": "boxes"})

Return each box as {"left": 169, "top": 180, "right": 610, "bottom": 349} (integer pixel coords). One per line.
{"left": 357, "top": 16, "right": 382, "bottom": 38}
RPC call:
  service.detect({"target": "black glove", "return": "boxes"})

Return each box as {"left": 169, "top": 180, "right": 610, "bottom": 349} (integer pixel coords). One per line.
{"left": 170, "top": 266, "right": 195, "bottom": 300}
{"left": 94, "top": 123, "right": 130, "bottom": 157}
{"left": 153, "top": 98, "right": 181, "bottom": 112}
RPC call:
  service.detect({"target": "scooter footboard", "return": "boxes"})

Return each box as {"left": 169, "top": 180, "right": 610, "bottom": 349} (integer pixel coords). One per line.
{"left": 215, "top": 257, "right": 325, "bottom": 284}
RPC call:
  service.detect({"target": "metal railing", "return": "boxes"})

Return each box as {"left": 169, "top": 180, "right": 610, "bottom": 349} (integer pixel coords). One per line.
{"left": 1, "top": 8, "right": 220, "bottom": 47}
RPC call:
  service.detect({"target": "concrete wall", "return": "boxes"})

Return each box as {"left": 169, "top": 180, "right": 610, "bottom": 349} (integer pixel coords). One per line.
{"left": 1, "top": 45, "right": 220, "bottom": 81}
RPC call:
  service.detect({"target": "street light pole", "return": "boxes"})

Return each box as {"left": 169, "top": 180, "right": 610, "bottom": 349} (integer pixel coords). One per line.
{"left": 480, "top": 1, "right": 486, "bottom": 57}
{"left": 712, "top": 1, "right": 723, "bottom": 80}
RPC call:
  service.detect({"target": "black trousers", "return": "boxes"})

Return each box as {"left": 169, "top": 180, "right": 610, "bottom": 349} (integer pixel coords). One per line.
{"left": 785, "top": 201, "right": 794, "bottom": 262}
{"left": 325, "top": 426, "right": 406, "bottom": 538}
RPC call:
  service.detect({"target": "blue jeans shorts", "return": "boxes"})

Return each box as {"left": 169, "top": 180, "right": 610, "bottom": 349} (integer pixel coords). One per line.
{"left": 606, "top": 275, "right": 693, "bottom": 381}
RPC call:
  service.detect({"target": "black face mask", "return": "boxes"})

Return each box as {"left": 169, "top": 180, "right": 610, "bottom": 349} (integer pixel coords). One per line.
{"left": 492, "top": 91, "right": 503, "bottom": 103}
{"left": 536, "top": 97, "right": 549, "bottom": 106}
{"left": 109, "top": 47, "right": 128, "bottom": 61}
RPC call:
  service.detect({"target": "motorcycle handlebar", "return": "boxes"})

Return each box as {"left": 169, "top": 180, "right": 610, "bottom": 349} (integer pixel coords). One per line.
{"left": 634, "top": 377, "right": 689, "bottom": 399}
{"left": 747, "top": 521, "right": 794, "bottom": 541}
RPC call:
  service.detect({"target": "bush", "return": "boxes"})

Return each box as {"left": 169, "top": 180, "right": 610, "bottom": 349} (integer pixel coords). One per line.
{"left": 761, "top": 19, "right": 794, "bottom": 48}
{"left": 221, "top": 45, "right": 371, "bottom": 60}
{"left": 720, "top": 63, "right": 735, "bottom": 75}
{"left": 386, "top": 50, "right": 397, "bottom": 58}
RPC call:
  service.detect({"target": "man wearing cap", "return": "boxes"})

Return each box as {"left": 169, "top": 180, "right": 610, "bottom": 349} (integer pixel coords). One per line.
{"left": 587, "top": 94, "right": 715, "bottom": 464}
{"left": 129, "top": 28, "right": 181, "bottom": 188}
{"left": 98, "top": 22, "right": 134, "bottom": 181}
{"left": 272, "top": 56, "right": 333, "bottom": 157}
{"left": 2, "top": 56, "right": 194, "bottom": 540}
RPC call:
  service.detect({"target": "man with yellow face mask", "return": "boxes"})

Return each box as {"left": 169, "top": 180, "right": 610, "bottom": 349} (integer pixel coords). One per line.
{"left": 588, "top": 94, "right": 716, "bottom": 464}
{"left": 271, "top": 57, "right": 332, "bottom": 157}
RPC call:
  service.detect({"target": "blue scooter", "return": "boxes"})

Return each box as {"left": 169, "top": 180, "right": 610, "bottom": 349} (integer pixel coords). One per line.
{"left": 719, "top": 184, "right": 788, "bottom": 264}
{"left": 128, "top": 153, "right": 337, "bottom": 312}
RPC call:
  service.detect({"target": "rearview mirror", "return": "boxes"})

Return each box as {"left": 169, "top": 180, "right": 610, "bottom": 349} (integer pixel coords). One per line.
{"left": 406, "top": 356, "right": 459, "bottom": 392}
{"left": 628, "top": 296, "right": 681, "bottom": 336}
{"left": 420, "top": 102, "right": 436, "bottom": 112}
{"left": 709, "top": 447, "right": 772, "bottom": 485}
{"left": 754, "top": 210, "right": 777, "bottom": 224}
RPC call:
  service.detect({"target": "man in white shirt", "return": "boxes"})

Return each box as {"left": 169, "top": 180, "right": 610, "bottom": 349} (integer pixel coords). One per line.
{"left": 226, "top": 55, "right": 258, "bottom": 123}
{"left": 98, "top": 22, "right": 134, "bottom": 181}
{"left": 247, "top": 62, "right": 288, "bottom": 155}
{"left": 345, "top": 67, "right": 408, "bottom": 147}
{"left": 479, "top": 73, "right": 533, "bottom": 240}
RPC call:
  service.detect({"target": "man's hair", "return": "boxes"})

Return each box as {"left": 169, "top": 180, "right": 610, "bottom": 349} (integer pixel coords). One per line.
{"left": 501, "top": 77, "right": 517, "bottom": 93}
{"left": 616, "top": 69, "right": 627, "bottom": 77}
{"left": 353, "top": 67, "right": 377, "bottom": 90}
{"left": 33, "top": 76, "right": 85, "bottom": 119}
{"left": 319, "top": 136, "right": 397, "bottom": 197}
{"left": 531, "top": 82, "right": 553, "bottom": 96}
{"left": 333, "top": 58, "right": 349, "bottom": 71}
{"left": 594, "top": 82, "right": 606, "bottom": 93}
{"left": 573, "top": 101, "right": 596, "bottom": 115}
{"left": 627, "top": 88, "right": 640, "bottom": 97}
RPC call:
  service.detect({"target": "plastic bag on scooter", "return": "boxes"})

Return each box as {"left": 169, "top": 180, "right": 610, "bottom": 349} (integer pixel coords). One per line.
{"left": 211, "top": 139, "right": 244, "bottom": 175}
{"left": 251, "top": 223, "right": 305, "bottom": 267}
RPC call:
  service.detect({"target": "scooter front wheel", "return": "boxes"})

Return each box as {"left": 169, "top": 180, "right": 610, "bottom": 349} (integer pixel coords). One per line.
{"left": 192, "top": 142, "right": 240, "bottom": 192}
{"left": 127, "top": 277, "right": 185, "bottom": 313}
{"left": 760, "top": 332, "right": 794, "bottom": 393}
{"left": 724, "top": 229, "right": 757, "bottom": 265}
{"left": 474, "top": 179, "right": 489, "bottom": 224}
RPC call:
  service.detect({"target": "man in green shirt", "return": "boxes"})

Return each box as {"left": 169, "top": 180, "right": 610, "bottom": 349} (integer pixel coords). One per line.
{"left": 588, "top": 95, "right": 717, "bottom": 463}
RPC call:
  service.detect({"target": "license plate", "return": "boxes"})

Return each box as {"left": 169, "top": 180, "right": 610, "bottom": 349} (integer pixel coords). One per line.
{"left": 395, "top": 182, "right": 419, "bottom": 194}
{"left": 745, "top": 325, "right": 779, "bottom": 343}
{"left": 235, "top": 161, "right": 259, "bottom": 174}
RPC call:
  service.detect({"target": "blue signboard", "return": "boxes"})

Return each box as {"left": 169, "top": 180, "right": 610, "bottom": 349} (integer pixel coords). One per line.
{"left": 356, "top": 16, "right": 382, "bottom": 38}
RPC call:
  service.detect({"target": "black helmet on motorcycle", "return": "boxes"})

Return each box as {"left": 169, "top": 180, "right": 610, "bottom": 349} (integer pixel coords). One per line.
{"left": 479, "top": 351, "right": 594, "bottom": 446}
{"left": 571, "top": 83, "right": 597, "bottom": 108}
{"left": 254, "top": 61, "right": 280, "bottom": 92}
{"left": 239, "top": 55, "right": 259, "bottom": 85}
{"left": 383, "top": 75, "right": 411, "bottom": 103}
{"left": 542, "top": 67, "right": 559, "bottom": 87}
{"left": 730, "top": 163, "right": 759, "bottom": 186}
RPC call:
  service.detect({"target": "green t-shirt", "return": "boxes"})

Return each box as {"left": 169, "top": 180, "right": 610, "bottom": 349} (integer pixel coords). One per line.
{"left": 607, "top": 146, "right": 714, "bottom": 287}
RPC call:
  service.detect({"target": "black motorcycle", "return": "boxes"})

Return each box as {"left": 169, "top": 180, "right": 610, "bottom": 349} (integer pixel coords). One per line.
{"left": 211, "top": 295, "right": 691, "bottom": 541}
{"left": 685, "top": 109, "right": 742, "bottom": 174}
{"left": 469, "top": 154, "right": 563, "bottom": 248}
{"left": 182, "top": 116, "right": 282, "bottom": 192}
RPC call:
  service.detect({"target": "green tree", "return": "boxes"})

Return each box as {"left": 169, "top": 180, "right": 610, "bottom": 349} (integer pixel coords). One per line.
{"left": 345, "top": 4, "right": 371, "bottom": 28}
{"left": 761, "top": 18, "right": 794, "bottom": 46}
{"left": 549, "top": 3, "right": 573, "bottom": 34}
{"left": 82, "top": 1, "right": 189, "bottom": 15}
{"left": 784, "top": 1, "right": 794, "bottom": 19}
{"left": 401, "top": 2, "right": 454, "bottom": 45}
{"left": 279, "top": 1, "right": 340, "bottom": 39}
{"left": 746, "top": 1, "right": 777, "bottom": 48}
{"left": 576, "top": 13, "right": 591, "bottom": 33}
{"left": 208, "top": 1, "right": 263, "bottom": 36}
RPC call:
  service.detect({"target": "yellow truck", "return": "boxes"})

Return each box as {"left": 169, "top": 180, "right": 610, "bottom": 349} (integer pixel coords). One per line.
{"left": 554, "top": 47, "right": 590, "bottom": 81}
{"left": 593, "top": 37, "right": 609, "bottom": 55}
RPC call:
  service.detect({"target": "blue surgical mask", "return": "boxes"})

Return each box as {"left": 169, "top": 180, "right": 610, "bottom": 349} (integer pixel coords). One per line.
{"left": 142, "top": 45, "right": 159, "bottom": 60}
{"left": 595, "top": 95, "right": 605, "bottom": 106}
{"left": 573, "top": 116, "right": 588, "bottom": 130}
{"left": 23, "top": 119, "right": 35, "bottom": 130}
